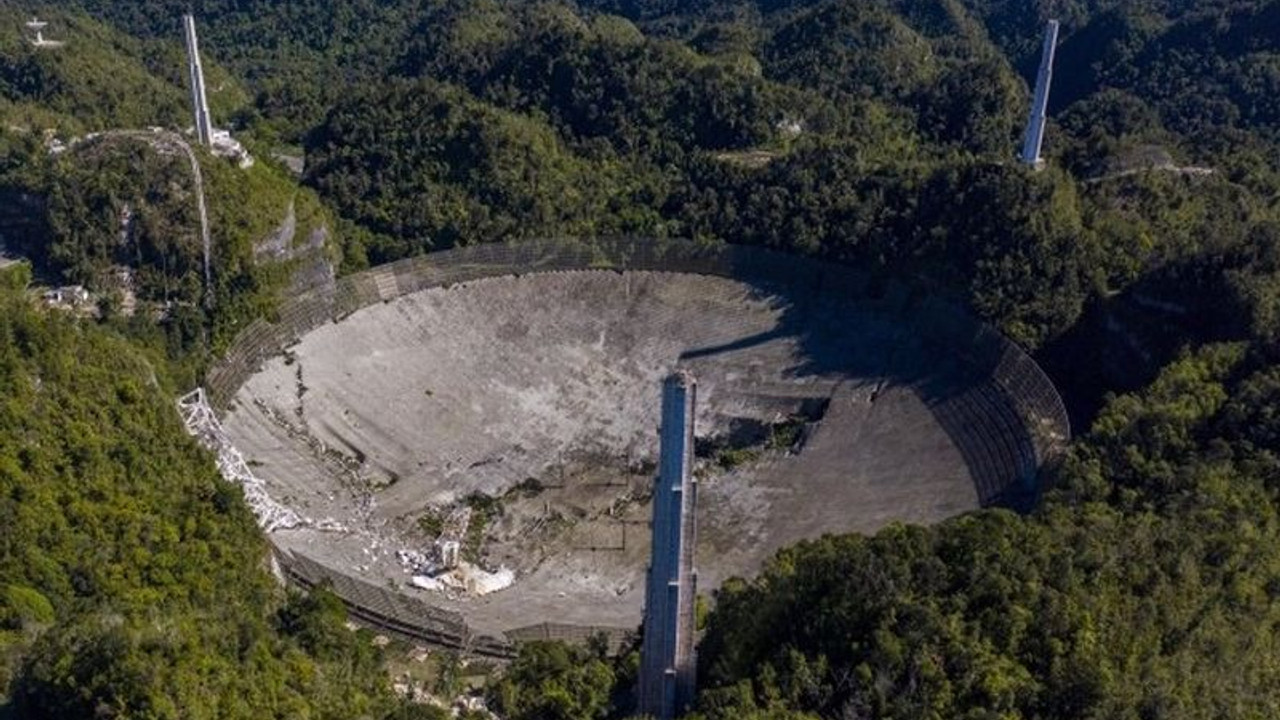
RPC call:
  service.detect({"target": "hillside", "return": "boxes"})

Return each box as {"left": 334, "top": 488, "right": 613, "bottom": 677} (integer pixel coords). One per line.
{"left": 0, "top": 0, "right": 1279, "bottom": 718}
{"left": 0, "top": 264, "right": 398, "bottom": 718}
{"left": 0, "top": 8, "right": 341, "bottom": 377}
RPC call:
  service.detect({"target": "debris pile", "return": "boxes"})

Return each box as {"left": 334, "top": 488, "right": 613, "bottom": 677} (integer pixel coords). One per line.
{"left": 177, "top": 387, "right": 307, "bottom": 531}
{"left": 397, "top": 503, "right": 515, "bottom": 598}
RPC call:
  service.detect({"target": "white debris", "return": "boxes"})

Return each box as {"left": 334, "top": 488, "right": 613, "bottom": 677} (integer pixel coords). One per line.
{"left": 464, "top": 565, "right": 515, "bottom": 595}
{"left": 180, "top": 385, "right": 522, "bottom": 600}
{"left": 455, "top": 695, "right": 497, "bottom": 718}
{"left": 312, "top": 518, "right": 350, "bottom": 532}
{"left": 397, "top": 548, "right": 431, "bottom": 572}
{"left": 177, "top": 388, "right": 305, "bottom": 531}
{"left": 410, "top": 575, "right": 445, "bottom": 591}
{"left": 408, "top": 562, "right": 514, "bottom": 597}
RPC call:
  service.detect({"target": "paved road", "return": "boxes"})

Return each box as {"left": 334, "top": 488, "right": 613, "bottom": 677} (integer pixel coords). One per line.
{"left": 76, "top": 129, "right": 213, "bottom": 306}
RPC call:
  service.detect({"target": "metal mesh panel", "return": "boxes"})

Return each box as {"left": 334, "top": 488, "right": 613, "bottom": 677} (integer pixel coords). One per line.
{"left": 278, "top": 550, "right": 490, "bottom": 652}
{"left": 210, "top": 238, "right": 1071, "bottom": 649}
{"left": 505, "top": 623, "right": 633, "bottom": 654}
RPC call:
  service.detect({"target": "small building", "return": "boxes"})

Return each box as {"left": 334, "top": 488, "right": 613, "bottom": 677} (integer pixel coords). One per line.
{"left": 43, "top": 285, "right": 90, "bottom": 306}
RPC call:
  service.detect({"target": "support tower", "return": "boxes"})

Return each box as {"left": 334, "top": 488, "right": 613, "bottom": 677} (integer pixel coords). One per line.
{"left": 638, "top": 372, "right": 699, "bottom": 720}
{"left": 1020, "top": 19, "right": 1060, "bottom": 168}
{"left": 182, "top": 15, "right": 214, "bottom": 147}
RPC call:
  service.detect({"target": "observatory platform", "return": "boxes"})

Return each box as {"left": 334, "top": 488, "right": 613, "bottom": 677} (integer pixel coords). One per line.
{"left": 207, "top": 239, "right": 1069, "bottom": 649}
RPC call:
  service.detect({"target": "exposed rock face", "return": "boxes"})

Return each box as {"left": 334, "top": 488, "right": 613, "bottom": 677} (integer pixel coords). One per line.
{"left": 253, "top": 200, "right": 334, "bottom": 294}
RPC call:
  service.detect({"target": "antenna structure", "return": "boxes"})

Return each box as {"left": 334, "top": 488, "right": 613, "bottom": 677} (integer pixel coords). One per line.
{"left": 638, "top": 372, "right": 699, "bottom": 720}
{"left": 26, "top": 16, "right": 65, "bottom": 48}
{"left": 182, "top": 14, "right": 215, "bottom": 147}
{"left": 1020, "top": 19, "right": 1060, "bottom": 169}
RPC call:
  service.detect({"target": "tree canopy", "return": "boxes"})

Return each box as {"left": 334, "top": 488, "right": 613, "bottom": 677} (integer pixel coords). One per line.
{"left": 1, "top": 0, "right": 1280, "bottom": 717}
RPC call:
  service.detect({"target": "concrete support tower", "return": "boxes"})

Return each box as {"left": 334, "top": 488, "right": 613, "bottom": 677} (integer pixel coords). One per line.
{"left": 1020, "top": 19, "right": 1060, "bottom": 168}
{"left": 182, "top": 14, "right": 214, "bottom": 147}
{"left": 638, "top": 372, "right": 699, "bottom": 720}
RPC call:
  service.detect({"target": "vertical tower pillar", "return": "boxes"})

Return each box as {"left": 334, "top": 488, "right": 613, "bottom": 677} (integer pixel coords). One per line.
{"left": 183, "top": 14, "right": 214, "bottom": 147}
{"left": 1020, "top": 19, "right": 1060, "bottom": 168}
{"left": 638, "top": 371, "right": 698, "bottom": 719}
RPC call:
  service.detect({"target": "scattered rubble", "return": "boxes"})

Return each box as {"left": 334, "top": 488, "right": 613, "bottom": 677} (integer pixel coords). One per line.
{"left": 189, "top": 388, "right": 515, "bottom": 599}
{"left": 409, "top": 564, "right": 515, "bottom": 597}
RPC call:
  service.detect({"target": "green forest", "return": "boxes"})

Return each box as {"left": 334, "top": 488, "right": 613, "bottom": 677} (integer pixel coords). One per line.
{"left": 1, "top": 0, "right": 1279, "bottom": 717}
